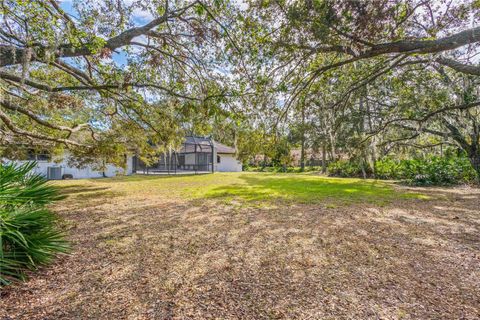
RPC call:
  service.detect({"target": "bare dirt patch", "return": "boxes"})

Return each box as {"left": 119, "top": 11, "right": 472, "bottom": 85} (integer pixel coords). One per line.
{"left": 1, "top": 180, "right": 479, "bottom": 319}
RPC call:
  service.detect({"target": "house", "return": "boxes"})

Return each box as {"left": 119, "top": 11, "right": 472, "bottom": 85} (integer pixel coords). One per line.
{"left": 290, "top": 149, "right": 326, "bottom": 167}
{"left": 133, "top": 136, "right": 242, "bottom": 174}
{"left": 248, "top": 148, "right": 328, "bottom": 168}
{"left": 213, "top": 141, "right": 242, "bottom": 172}
{"left": 4, "top": 136, "right": 241, "bottom": 179}
{"left": 4, "top": 150, "right": 134, "bottom": 179}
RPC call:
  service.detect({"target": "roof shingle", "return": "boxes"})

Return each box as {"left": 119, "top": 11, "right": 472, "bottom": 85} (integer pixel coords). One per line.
{"left": 214, "top": 141, "right": 236, "bottom": 154}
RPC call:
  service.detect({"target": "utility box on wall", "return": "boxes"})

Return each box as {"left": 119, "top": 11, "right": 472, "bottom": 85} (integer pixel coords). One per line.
{"left": 47, "top": 167, "right": 62, "bottom": 180}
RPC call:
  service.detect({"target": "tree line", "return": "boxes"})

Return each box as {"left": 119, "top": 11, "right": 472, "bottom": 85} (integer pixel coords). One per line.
{"left": 1, "top": 0, "right": 479, "bottom": 178}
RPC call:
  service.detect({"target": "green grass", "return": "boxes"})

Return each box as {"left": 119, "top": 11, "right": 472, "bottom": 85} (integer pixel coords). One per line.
{"left": 55, "top": 172, "right": 427, "bottom": 207}
{"left": 193, "top": 173, "right": 426, "bottom": 205}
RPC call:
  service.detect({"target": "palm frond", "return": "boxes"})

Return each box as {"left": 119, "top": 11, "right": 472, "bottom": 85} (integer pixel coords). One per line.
{"left": 0, "top": 162, "right": 69, "bottom": 285}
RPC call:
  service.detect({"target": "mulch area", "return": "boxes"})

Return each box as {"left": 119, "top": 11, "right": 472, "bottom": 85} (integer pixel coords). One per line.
{"left": 1, "top": 186, "right": 479, "bottom": 319}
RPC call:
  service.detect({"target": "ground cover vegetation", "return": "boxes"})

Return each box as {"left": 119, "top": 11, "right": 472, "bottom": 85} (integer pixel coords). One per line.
{"left": 247, "top": 151, "right": 477, "bottom": 185}
{"left": 1, "top": 1, "right": 480, "bottom": 317}
{"left": 1, "top": 174, "right": 478, "bottom": 319}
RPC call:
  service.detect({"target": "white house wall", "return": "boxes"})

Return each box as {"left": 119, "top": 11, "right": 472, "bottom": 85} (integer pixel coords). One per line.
{"left": 5, "top": 153, "right": 133, "bottom": 179}
{"left": 216, "top": 154, "right": 242, "bottom": 172}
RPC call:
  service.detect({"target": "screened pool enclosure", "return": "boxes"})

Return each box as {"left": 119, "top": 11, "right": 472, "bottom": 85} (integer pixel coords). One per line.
{"left": 132, "top": 136, "right": 216, "bottom": 174}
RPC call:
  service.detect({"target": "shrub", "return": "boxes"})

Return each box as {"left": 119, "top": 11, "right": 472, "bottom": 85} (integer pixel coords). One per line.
{"left": 327, "top": 155, "right": 477, "bottom": 185}
{"left": 374, "top": 158, "right": 402, "bottom": 180}
{"left": 0, "top": 162, "right": 69, "bottom": 285}
{"left": 402, "top": 156, "right": 477, "bottom": 186}
{"left": 327, "top": 160, "right": 371, "bottom": 178}
{"left": 245, "top": 166, "right": 281, "bottom": 172}
{"left": 245, "top": 166, "right": 323, "bottom": 173}
{"left": 363, "top": 155, "right": 477, "bottom": 185}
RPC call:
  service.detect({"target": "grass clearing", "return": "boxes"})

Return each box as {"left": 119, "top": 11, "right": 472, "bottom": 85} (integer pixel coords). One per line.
{"left": 1, "top": 173, "right": 478, "bottom": 319}
{"left": 198, "top": 173, "right": 428, "bottom": 205}
{"left": 56, "top": 172, "right": 427, "bottom": 208}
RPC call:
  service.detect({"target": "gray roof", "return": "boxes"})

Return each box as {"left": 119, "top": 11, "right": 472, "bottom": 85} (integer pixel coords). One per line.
{"left": 214, "top": 141, "right": 236, "bottom": 154}
{"left": 184, "top": 136, "right": 212, "bottom": 145}
{"left": 183, "top": 136, "right": 235, "bottom": 154}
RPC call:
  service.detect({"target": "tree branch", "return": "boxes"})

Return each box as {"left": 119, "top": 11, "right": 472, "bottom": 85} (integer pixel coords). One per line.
{"left": 362, "top": 101, "right": 480, "bottom": 144}
{"left": 436, "top": 56, "right": 480, "bottom": 76}
{"left": 283, "top": 26, "right": 480, "bottom": 60}
{"left": 0, "top": 108, "right": 85, "bottom": 146}
{"left": 0, "top": 2, "right": 199, "bottom": 67}
{"left": 0, "top": 99, "right": 91, "bottom": 134}
{"left": 361, "top": 26, "right": 480, "bottom": 57}
{"left": 0, "top": 71, "right": 201, "bottom": 100}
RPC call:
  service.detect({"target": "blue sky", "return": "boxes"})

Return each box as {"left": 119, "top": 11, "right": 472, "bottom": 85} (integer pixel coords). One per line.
{"left": 59, "top": 0, "right": 152, "bottom": 67}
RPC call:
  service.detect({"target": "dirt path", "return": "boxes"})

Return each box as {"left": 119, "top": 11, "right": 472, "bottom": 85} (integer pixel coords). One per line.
{"left": 1, "top": 185, "right": 479, "bottom": 319}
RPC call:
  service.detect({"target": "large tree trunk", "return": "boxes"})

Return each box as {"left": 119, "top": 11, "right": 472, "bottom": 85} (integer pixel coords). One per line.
{"left": 365, "top": 96, "right": 377, "bottom": 178}
{"left": 328, "top": 131, "right": 337, "bottom": 160}
{"left": 469, "top": 151, "right": 480, "bottom": 181}
{"left": 360, "top": 161, "right": 367, "bottom": 179}
{"left": 322, "top": 144, "right": 327, "bottom": 173}
{"left": 300, "top": 106, "right": 306, "bottom": 172}
{"left": 300, "top": 140, "right": 305, "bottom": 171}
{"left": 370, "top": 143, "right": 377, "bottom": 178}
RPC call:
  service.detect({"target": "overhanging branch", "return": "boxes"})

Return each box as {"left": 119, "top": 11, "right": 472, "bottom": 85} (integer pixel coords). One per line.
{"left": 0, "top": 71, "right": 201, "bottom": 100}
{"left": 0, "top": 99, "right": 91, "bottom": 135}
{"left": 0, "top": 108, "right": 86, "bottom": 147}
{"left": 436, "top": 57, "right": 480, "bottom": 76}
{"left": 0, "top": 1, "right": 200, "bottom": 67}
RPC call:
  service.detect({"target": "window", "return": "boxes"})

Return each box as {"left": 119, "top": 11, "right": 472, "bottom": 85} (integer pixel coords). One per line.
{"left": 23, "top": 149, "right": 51, "bottom": 161}
{"left": 36, "top": 151, "right": 51, "bottom": 161}
{"left": 217, "top": 155, "right": 221, "bottom": 163}
{"left": 26, "top": 149, "right": 36, "bottom": 161}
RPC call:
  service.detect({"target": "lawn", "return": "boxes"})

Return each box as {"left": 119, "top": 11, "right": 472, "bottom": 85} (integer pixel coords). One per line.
{"left": 55, "top": 172, "right": 425, "bottom": 207}
{"left": 1, "top": 173, "right": 479, "bottom": 319}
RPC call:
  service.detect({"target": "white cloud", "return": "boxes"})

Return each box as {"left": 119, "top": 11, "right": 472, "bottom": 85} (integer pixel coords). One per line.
{"left": 60, "top": 0, "right": 153, "bottom": 22}
{"left": 132, "top": 7, "right": 153, "bottom": 22}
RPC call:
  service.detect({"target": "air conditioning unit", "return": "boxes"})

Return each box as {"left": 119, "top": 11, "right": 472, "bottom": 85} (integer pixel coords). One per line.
{"left": 47, "top": 167, "right": 62, "bottom": 180}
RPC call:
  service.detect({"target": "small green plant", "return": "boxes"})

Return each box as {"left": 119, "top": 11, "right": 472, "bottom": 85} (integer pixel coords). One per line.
{"left": 0, "top": 162, "right": 69, "bottom": 285}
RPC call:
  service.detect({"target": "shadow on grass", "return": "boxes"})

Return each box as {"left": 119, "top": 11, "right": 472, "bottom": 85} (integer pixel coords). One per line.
{"left": 74, "top": 190, "right": 125, "bottom": 200}
{"left": 203, "top": 174, "right": 422, "bottom": 204}
{"left": 58, "top": 185, "right": 111, "bottom": 196}
{"left": 57, "top": 185, "right": 125, "bottom": 208}
{"left": 98, "top": 173, "right": 209, "bottom": 183}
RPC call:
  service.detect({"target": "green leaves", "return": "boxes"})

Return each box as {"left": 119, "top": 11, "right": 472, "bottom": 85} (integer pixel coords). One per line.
{"left": 375, "top": 155, "right": 478, "bottom": 185}
{"left": 0, "top": 162, "right": 68, "bottom": 285}
{"left": 328, "top": 154, "right": 478, "bottom": 186}
{"left": 194, "top": 3, "right": 205, "bottom": 16}
{"left": 86, "top": 36, "right": 108, "bottom": 54}
{"left": 0, "top": 162, "right": 65, "bottom": 207}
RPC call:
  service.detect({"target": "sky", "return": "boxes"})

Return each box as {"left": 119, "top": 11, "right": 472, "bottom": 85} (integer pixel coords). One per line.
{"left": 59, "top": 0, "right": 153, "bottom": 66}
{"left": 59, "top": 0, "right": 154, "bottom": 22}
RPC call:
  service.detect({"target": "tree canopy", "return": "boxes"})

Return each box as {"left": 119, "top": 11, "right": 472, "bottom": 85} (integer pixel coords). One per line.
{"left": 1, "top": 0, "right": 239, "bottom": 166}
{"left": 1, "top": 0, "right": 480, "bottom": 176}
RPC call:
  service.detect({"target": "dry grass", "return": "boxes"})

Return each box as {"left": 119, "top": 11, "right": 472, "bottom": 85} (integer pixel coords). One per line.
{"left": 1, "top": 173, "right": 479, "bottom": 319}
